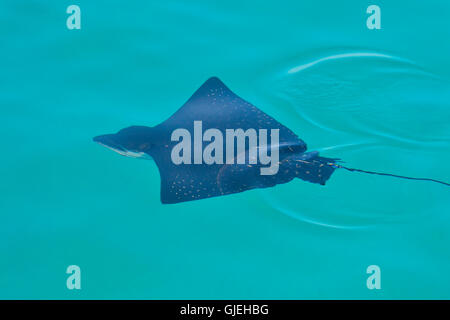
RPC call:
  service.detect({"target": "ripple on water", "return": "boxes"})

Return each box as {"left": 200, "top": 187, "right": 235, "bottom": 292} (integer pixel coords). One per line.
{"left": 269, "top": 50, "right": 450, "bottom": 144}
{"left": 257, "top": 49, "right": 450, "bottom": 228}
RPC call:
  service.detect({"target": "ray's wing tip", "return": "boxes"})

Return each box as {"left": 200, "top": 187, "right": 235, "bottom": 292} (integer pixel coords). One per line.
{"left": 160, "top": 191, "right": 183, "bottom": 205}
{"left": 160, "top": 196, "right": 173, "bottom": 205}
{"left": 204, "top": 76, "right": 227, "bottom": 88}
{"left": 206, "top": 76, "right": 222, "bottom": 82}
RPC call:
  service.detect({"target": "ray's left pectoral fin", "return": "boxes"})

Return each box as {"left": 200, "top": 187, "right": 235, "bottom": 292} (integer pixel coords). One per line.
{"left": 157, "top": 163, "right": 226, "bottom": 204}
{"left": 158, "top": 162, "right": 285, "bottom": 204}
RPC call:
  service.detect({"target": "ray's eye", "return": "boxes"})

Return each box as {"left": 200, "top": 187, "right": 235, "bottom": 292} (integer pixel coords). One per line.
{"left": 139, "top": 143, "right": 150, "bottom": 150}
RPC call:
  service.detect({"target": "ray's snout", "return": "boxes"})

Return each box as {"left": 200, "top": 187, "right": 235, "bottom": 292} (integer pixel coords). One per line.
{"left": 93, "top": 134, "right": 113, "bottom": 145}
{"left": 93, "top": 134, "right": 124, "bottom": 152}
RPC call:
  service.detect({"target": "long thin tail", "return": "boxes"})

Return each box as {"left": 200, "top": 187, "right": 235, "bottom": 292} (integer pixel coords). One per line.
{"left": 331, "top": 164, "right": 450, "bottom": 187}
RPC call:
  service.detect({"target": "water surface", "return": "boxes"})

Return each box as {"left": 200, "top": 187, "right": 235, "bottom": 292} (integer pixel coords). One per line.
{"left": 1, "top": 0, "right": 449, "bottom": 299}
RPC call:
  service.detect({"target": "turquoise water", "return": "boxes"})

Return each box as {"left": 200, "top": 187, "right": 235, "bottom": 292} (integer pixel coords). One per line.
{"left": 1, "top": 0, "right": 450, "bottom": 299}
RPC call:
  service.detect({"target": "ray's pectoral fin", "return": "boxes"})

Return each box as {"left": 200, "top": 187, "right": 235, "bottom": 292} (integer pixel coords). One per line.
{"left": 157, "top": 164, "right": 225, "bottom": 204}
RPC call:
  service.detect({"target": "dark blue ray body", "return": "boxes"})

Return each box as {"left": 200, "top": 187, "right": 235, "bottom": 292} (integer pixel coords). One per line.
{"left": 93, "top": 77, "right": 338, "bottom": 204}
{"left": 93, "top": 77, "right": 449, "bottom": 204}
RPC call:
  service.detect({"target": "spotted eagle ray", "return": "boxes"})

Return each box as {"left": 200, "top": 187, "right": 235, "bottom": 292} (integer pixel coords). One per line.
{"left": 93, "top": 77, "right": 449, "bottom": 204}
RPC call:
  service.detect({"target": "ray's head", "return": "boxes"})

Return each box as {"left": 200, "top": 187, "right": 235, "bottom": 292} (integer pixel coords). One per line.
{"left": 93, "top": 126, "right": 154, "bottom": 159}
